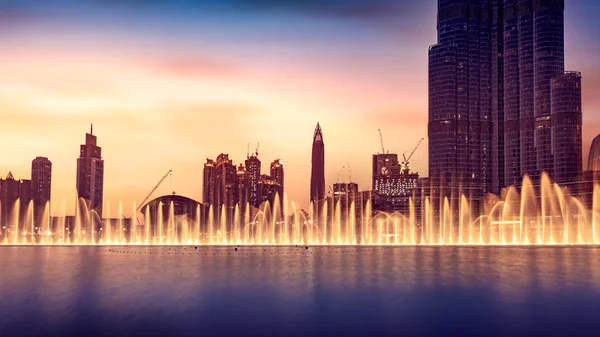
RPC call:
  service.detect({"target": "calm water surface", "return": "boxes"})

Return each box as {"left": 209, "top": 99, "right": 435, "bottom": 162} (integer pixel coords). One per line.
{"left": 1, "top": 246, "right": 600, "bottom": 336}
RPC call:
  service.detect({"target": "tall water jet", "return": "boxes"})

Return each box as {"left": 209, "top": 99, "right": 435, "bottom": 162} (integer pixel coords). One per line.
{"left": 169, "top": 201, "right": 175, "bottom": 244}
{"left": 132, "top": 202, "right": 138, "bottom": 244}
{"left": 594, "top": 183, "right": 600, "bottom": 244}
{"left": 233, "top": 204, "right": 240, "bottom": 244}
{"left": 195, "top": 204, "right": 200, "bottom": 244}
{"left": 119, "top": 202, "right": 124, "bottom": 244}
{"left": 520, "top": 176, "right": 537, "bottom": 244}
{"left": 158, "top": 201, "right": 164, "bottom": 244}
{"left": 208, "top": 204, "right": 213, "bottom": 244}
{"left": 105, "top": 202, "right": 111, "bottom": 244}
{"left": 219, "top": 204, "right": 227, "bottom": 244}
{"left": 145, "top": 206, "right": 151, "bottom": 244}
{"left": 25, "top": 200, "right": 34, "bottom": 244}
{"left": 11, "top": 199, "right": 20, "bottom": 244}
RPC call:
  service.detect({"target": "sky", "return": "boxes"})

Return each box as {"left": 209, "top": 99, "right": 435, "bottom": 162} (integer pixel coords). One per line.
{"left": 1, "top": 0, "right": 599, "bottom": 216}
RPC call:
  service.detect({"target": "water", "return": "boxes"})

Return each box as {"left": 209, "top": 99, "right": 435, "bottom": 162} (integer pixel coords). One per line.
{"left": 1, "top": 246, "right": 600, "bottom": 336}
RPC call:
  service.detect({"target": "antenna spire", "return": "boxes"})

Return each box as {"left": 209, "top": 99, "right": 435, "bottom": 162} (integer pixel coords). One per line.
{"left": 90, "top": 123, "right": 93, "bottom": 135}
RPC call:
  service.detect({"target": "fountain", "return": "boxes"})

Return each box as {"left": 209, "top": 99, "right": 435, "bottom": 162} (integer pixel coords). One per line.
{"left": 1, "top": 174, "right": 599, "bottom": 246}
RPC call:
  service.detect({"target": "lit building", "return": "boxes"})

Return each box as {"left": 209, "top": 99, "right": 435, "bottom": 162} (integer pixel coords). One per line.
{"left": 310, "top": 123, "right": 325, "bottom": 203}
{"left": 202, "top": 159, "right": 216, "bottom": 206}
{"left": 76, "top": 124, "right": 104, "bottom": 217}
{"left": 257, "top": 174, "right": 281, "bottom": 207}
{"left": 588, "top": 134, "right": 600, "bottom": 172}
{"left": 552, "top": 71, "right": 582, "bottom": 185}
{"left": 235, "top": 164, "right": 249, "bottom": 213}
{"left": 31, "top": 156, "right": 52, "bottom": 228}
{"left": 204, "top": 152, "right": 282, "bottom": 233}
{"left": 245, "top": 153, "right": 261, "bottom": 209}
{"left": 270, "top": 159, "right": 284, "bottom": 200}
{"left": 429, "top": 0, "right": 579, "bottom": 198}
{"left": 139, "top": 194, "right": 206, "bottom": 242}
{"left": 372, "top": 152, "right": 420, "bottom": 223}
{"left": 1, "top": 172, "right": 20, "bottom": 240}
{"left": 0, "top": 173, "right": 35, "bottom": 240}
{"left": 214, "top": 154, "right": 236, "bottom": 224}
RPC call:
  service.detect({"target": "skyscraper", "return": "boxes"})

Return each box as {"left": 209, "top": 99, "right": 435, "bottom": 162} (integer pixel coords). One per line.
{"left": 31, "top": 156, "right": 52, "bottom": 227}
{"left": 552, "top": 71, "right": 582, "bottom": 184}
{"left": 270, "top": 159, "right": 284, "bottom": 200}
{"left": 235, "top": 164, "right": 249, "bottom": 212}
{"left": 245, "top": 153, "right": 261, "bottom": 209}
{"left": 429, "top": 0, "right": 579, "bottom": 197}
{"left": 214, "top": 154, "right": 236, "bottom": 213}
{"left": 76, "top": 124, "right": 104, "bottom": 217}
{"left": 203, "top": 159, "right": 216, "bottom": 206}
{"left": 534, "top": 0, "right": 565, "bottom": 178}
{"left": 429, "top": 0, "right": 493, "bottom": 205}
{"left": 588, "top": 134, "right": 600, "bottom": 172}
{"left": 310, "top": 123, "right": 325, "bottom": 203}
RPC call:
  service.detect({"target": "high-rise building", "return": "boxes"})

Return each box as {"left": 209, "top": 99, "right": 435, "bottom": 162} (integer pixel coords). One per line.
{"left": 0, "top": 173, "right": 34, "bottom": 240}
{"left": 1, "top": 172, "right": 20, "bottom": 238}
{"left": 214, "top": 154, "right": 236, "bottom": 213}
{"left": 270, "top": 159, "right": 284, "bottom": 200}
{"left": 372, "top": 152, "right": 419, "bottom": 216}
{"left": 552, "top": 71, "right": 582, "bottom": 185}
{"left": 235, "top": 164, "right": 249, "bottom": 212}
{"left": 332, "top": 182, "right": 359, "bottom": 221}
{"left": 245, "top": 154, "right": 261, "bottom": 209}
{"left": 31, "top": 156, "right": 52, "bottom": 227}
{"left": 257, "top": 174, "right": 281, "bottom": 207}
{"left": 76, "top": 124, "right": 104, "bottom": 217}
{"left": 310, "top": 123, "right": 325, "bottom": 203}
{"left": 18, "top": 179, "right": 32, "bottom": 224}
{"left": 534, "top": 0, "right": 565, "bottom": 178}
{"left": 202, "top": 159, "right": 216, "bottom": 206}
{"left": 429, "top": 0, "right": 579, "bottom": 197}
{"left": 588, "top": 134, "right": 600, "bottom": 172}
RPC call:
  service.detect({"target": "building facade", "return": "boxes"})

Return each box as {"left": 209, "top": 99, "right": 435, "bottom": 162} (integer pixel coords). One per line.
{"left": 76, "top": 125, "right": 104, "bottom": 217}
{"left": 245, "top": 154, "right": 261, "bottom": 209}
{"left": 429, "top": 0, "right": 580, "bottom": 200}
{"left": 270, "top": 159, "right": 284, "bottom": 201}
{"left": 551, "top": 71, "right": 582, "bottom": 185}
{"left": 310, "top": 123, "right": 325, "bottom": 203}
{"left": 588, "top": 134, "right": 600, "bottom": 172}
{"left": 31, "top": 156, "right": 52, "bottom": 227}
{"left": 202, "top": 159, "right": 216, "bottom": 206}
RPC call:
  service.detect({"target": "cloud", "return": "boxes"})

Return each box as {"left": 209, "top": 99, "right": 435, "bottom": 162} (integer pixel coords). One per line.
{"left": 152, "top": 56, "right": 241, "bottom": 79}
{"left": 232, "top": 0, "right": 424, "bottom": 19}
{"left": 2, "top": 0, "right": 425, "bottom": 21}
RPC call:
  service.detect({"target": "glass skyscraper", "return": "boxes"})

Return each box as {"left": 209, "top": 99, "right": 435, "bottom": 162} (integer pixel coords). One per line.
{"left": 429, "top": 0, "right": 580, "bottom": 199}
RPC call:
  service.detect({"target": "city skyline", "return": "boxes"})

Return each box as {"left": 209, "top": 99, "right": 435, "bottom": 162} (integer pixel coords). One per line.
{"left": 1, "top": 0, "right": 599, "bottom": 214}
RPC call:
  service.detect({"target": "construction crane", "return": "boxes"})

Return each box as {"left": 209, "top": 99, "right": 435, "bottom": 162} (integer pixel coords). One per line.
{"left": 378, "top": 129, "right": 386, "bottom": 154}
{"left": 336, "top": 162, "right": 353, "bottom": 184}
{"left": 401, "top": 138, "right": 424, "bottom": 174}
{"left": 336, "top": 163, "right": 346, "bottom": 183}
{"left": 137, "top": 169, "right": 173, "bottom": 213}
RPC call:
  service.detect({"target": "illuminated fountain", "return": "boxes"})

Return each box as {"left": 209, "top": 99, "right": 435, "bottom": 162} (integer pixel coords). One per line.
{"left": 1, "top": 174, "right": 599, "bottom": 246}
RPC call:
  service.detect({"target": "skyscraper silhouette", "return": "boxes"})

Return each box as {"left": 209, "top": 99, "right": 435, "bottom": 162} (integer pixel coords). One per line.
{"left": 270, "top": 159, "right": 284, "bottom": 200}
{"left": 552, "top": 71, "right": 582, "bottom": 184}
{"left": 429, "top": 0, "right": 579, "bottom": 197}
{"left": 310, "top": 123, "right": 325, "bottom": 203}
{"left": 76, "top": 124, "right": 104, "bottom": 217}
{"left": 32, "top": 156, "right": 52, "bottom": 228}
{"left": 245, "top": 153, "right": 261, "bottom": 208}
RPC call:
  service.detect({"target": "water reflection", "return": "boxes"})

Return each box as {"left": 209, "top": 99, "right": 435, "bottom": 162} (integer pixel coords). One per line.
{"left": 1, "top": 247, "right": 600, "bottom": 336}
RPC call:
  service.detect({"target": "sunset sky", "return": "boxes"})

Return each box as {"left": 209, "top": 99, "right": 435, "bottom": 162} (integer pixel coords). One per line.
{"left": 1, "top": 0, "right": 599, "bottom": 216}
